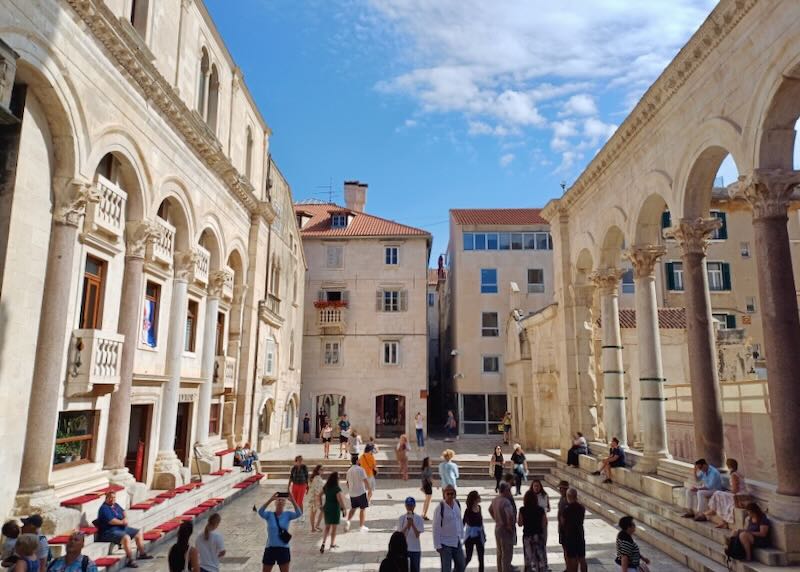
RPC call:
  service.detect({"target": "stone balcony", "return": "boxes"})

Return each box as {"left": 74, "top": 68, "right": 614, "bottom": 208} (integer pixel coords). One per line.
{"left": 316, "top": 303, "right": 346, "bottom": 333}
{"left": 221, "top": 265, "right": 235, "bottom": 300}
{"left": 66, "top": 329, "right": 125, "bottom": 397}
{"left": 194, "top": 245, "right": 210, "bottom": 286}
{"left": 83, "top": 175, "right": 127, "bottom": 241}
{"left": 147, "top": 216, "right": 176, "bottom": 267}
{"left": 259, "top": 294, "right": 284, "bottom": 327}
{"left": 212, "top": 355, "right": 236, "bottom": 395}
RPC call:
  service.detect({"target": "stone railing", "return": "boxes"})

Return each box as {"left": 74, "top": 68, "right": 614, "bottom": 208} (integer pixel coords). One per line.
{"left": 67, "top": 329, "right": 125, "bottom": 397}
{"left": 267, "top": 293, "right": 281, "bottom": 316}
{"left": 318, "top": 307, "right": 345, "bottom": 332}
{"left": 147, "top": 216, "right": 176, "bottom": 267}
{"left": 222, "top": 265, "right": 235, "bottom": 300}
{"left": 84, "top": 175, "right": 127, "bottom": 240}
{"left": 664, "top": 379, "right": 770, "bottom": 415}
{"left": 213, "top": 355, "right": 237, "bottom": 394}
{"left": 259, "top": 294, "right": 285, "bottom": 327}
{"left": 194, "top": 244, "right": 210, "bottom": 285}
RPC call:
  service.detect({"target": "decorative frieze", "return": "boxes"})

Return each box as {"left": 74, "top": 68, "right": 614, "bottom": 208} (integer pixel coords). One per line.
{"left": 739, "top": 169, "right": 800, "bottom": 220}
{"left": 664, "top": 217, "right": 722, "bottom": 256}
{"left": 624, "top": 244, "right": 667, "bottom": 279}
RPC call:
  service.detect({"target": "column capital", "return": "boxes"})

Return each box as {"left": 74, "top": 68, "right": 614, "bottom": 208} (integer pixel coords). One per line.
{"left": 208, "top": 269, "right": 233, "bottom": 298}
{"left": 174, "top": 250, "right": 199, "bottom": 283}
{"left": 54, "top": 180, "right": 102, "bottom": 227}
{"left": 624, "top": 244, "right": 667, "bottom": 278}
{"left": 738, "top": 169, "right": 800, "bottom": 220}
{"left": 664, "top": 217, "right": 721, "bottom": 256}
{"left": 125, "top": 220, "right": 163, "bottom": 259}
{"left": 589, "top": 268, "right": 624, "bottom": 296}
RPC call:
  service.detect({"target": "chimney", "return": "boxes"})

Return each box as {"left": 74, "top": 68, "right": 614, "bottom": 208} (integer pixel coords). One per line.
{"left": 344, "top": 180, "right": 367, "bottom": 212}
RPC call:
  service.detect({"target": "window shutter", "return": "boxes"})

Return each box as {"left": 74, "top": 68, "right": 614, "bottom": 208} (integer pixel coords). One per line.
{"left": 717, "top": 212, "right": 728, "bottom": 240}
{"left": 721, "top": 262, "right": 732, "bottom": 290}
{"left": 726, "top": 314, "right": 737, "bottom": 329}
{"left": 317, "top": 290, "right": 325, "bottom": 301}
{"left": 661, "top": 211, "right": 671, "bottom": 229}
{"left": 376, "top": 290, "right": 383, "bottom": 311}
{"left": 400, "top": 290, "right": 408, "bottom": 311}
{"left": 666, "top": 262, "right": 675, "bottom": 290}
{"left": 342, "top": 290, "right": 350, "bottom": 304}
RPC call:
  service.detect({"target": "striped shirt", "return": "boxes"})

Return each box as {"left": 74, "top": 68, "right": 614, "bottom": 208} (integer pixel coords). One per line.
{"left": 616, "top": 532, "right": 641, "bottom": 568}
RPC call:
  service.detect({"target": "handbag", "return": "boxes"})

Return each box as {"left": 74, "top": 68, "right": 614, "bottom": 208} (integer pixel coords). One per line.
{"left": 270, "top": 512, "right": 292, "bottom": 544}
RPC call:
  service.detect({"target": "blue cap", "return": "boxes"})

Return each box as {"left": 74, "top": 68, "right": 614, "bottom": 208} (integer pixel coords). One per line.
{"left": 404, "top": 497, "right": 416, "bottom": 506}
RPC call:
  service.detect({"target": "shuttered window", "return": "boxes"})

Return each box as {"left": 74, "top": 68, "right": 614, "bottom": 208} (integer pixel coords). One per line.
{"left": 707, "top": 262, "right": 731, "bottom": 291}
{"left": 326, "top": 246, "right": 344, "bottom": 268}
{"left": 665, "top": 261, "right": 684, "bottom": 291}
{"left": 376, "top": 289, "right": 407, "bottom": 312}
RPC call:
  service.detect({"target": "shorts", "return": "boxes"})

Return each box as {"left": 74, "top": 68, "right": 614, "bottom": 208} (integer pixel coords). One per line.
{"left": 564, "top": 539, "right": 586, "bottom": 558}
{"left": 262, "top": 546, "right": 291, "bottom": 565}
{"left": 504, "top": 425, "right": 512, "bottom": 432}
{"left": 340, "top": 436, "right": 349, "bottom": 443}
{"left": 422, "top": 481, "right": 433, "bottom": 495}
{"left": 322, "top": 437, "right": 331, "bottom": 443}
{"left": 99, "top": 526, "right": 139, "bottom": 544}
{"left": 350, "top": 493, "right": 369, "bottom": 509}
{"left": 367, "top": 476, "right": 376, "bottom": 490}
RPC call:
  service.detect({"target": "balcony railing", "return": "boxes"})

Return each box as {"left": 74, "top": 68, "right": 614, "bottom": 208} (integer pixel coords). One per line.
{"left": 259, "top": 294, "right": 284, "bottom": 327}
{"left": 147, "top": 216, "right": 176, "bottom": 267}
{"left": 194, "top": 245, "right": 210, "bottom": 286}
{"left": 213, "top": 355, "right": 236, "bottom": 394}
{"left": 222, "top": 265, "right": 235, "bottom": 300}
{"left": 318, "top": 307, "right": 346, "bottom": 333}
{"left": 67, "top": 329, "right": 125, "bottom": 397}
{"left": 83, "top": 175, "right": 127, "bottom": 241}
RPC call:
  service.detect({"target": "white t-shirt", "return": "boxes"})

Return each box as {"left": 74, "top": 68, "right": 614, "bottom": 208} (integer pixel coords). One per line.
{"left": 347, "top": 464, "right": 368, "bottom": 497}
{"left": 195, "top": 530, "right": 225, "bottom": 572}
{"left": 396, "top": 513, "right": 425, "bottom": 552}
{"left": 415, "top": 416, "right": 424, "bottom": 430}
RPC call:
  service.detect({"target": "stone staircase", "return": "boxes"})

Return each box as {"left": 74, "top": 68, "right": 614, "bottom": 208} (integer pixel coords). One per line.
{"left": 542, "top": 450, "right": 800, "bottom": 572}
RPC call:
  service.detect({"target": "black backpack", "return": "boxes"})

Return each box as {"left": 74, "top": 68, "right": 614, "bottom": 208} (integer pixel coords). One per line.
{"left": 725, "top": 535, "right": 746, "bottom": 564}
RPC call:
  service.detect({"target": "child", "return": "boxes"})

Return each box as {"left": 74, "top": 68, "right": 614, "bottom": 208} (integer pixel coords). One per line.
{"left": 1, "top": 520, "right": 19, "bottom": 568}
{"left": 12, "top": 534, "right": 38, "bottom": 572}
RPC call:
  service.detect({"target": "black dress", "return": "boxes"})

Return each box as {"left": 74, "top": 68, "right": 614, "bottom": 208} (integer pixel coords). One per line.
{"left": 493, "top": 453, "right": 504, "bottom": 490}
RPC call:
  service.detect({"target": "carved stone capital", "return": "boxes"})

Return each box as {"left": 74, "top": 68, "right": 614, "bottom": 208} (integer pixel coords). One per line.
{"left": 174, "top": 250, "right": 199, "bottom": 282}
{"left": 589, "top": 268, "right": 625, "bottom": 296}
{"left": 208, "top": 269, "right": 233, "bottom": 298}
{"left": 624, "top": 244, "right": 667, "bottom": 279}
{"left": 54, "top": 180, "right": 102, "bottom": 227}
{"left": 738, "top": 169, "right": 800, "bottom": 220}
{"left": 664, "top": 217, "right": 721, "bottom": 256}
{"left": 125, "top": 220, "right": 163, "bottom": 259}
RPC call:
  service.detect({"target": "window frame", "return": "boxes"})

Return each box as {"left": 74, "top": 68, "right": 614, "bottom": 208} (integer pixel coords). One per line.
{"left": 323, "top": 340, "right": 341, "bottom": 366}
{"left": 265, "top": 336, "right": 277, "bottom": 377}
{"left": 527, "top": 268, "right": 545, "bottom": 294}
{"left": 621, "top": 269, "right": 635, "bottom": 294}
{"left": 382, "top": 340, "right": 400, "bottom": 366}
{"left": 482, "top": 355, "right": 501, "bottom": 374}
{"left": 326, "top": 245, "right": 344, "bottom": 269}
{"left": 428, "top": 292, "right": 435, "bottom": 307}
{"left": 80, "top": 255, "right": 106, "bottom": 330}
{"left": 740, "top": 242, "right": 751, "bottom": 258}
{"left": 385, "top": 246, "right": 400, "bottom": 265}
{"left": 209, "top": 403, "right": 221, "bottom": 436}
{"left": 745, "top": 296, "right": 757, "bottom": 313}
{"left": 481, "top": 312, "right": 499, "bottom": 337}
{"left": 331, "top": 214, "right": 348, "bottom": 228}
{"left": 480, "top": 268, "right": 498, "bottom": 294}
{"left": 184, "top": 299, "right": 199, "bottom": 353}
{"left": 706, "top": 261, "right": 730, "bottom": 291}
{"left": 383, "top": 289, "right": 400, "bottom": 312}
{"left": 53, "top": 410, "right": 98, "bottom": 470}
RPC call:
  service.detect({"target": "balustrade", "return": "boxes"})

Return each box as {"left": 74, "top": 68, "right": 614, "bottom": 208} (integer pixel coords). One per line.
{"left": 83, "top": 175, "right": 127, "bottom": 240}
{"left": 67, "top": 329, "right": 125, "bottom": 396}
{"left": 148, "top": 216, "right": 176, "bottom": 266}
{"left": 195, "top": 244, "right": 210, "bottom": 285}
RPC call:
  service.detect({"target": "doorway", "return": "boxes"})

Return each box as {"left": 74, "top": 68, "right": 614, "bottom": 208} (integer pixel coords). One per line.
{"left": 315, "top": 394, "right": 346, "bottom": 437}
{"left": 376, "top": 394, "right": 405, "bottom": 438}
{"left": 126, "top": 404, "right": 151, "bottom": 482}
{"left": 175, "top": 402, "right": 192, "bottom": 465}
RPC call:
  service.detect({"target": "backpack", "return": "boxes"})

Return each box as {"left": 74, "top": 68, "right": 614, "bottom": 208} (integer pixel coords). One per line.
{"left": 725, "top": 535, "right": 746, "bottom": 564}
{"left": 47, "top": 555, "right": 90, "bottom": 572}
{"left": 439, "top": 500, "right": 461, "bottom": 527}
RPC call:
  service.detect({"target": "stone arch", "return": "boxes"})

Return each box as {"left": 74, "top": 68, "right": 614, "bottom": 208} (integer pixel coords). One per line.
{"left": 87, "top": 130, "right": 150, "bottom": 222}
{"left": 154, "top": 178, "right": 196, "bottom": 251}
{"left": 599, "top": 225, "right": 626, "bottom": 269}
{"left": 197, "top": 225, "right": 223, "bottom": 272}
{"left": 754, "top": 57, "right": 800, "bottom": 170}
{"left": 633, "top": 193, "right": 671, "bottom": 246}
{"left": 574, "top": 248, "right": 594, "bottom": 286}
{"left": 259, "top": 398, "right": 275, "bottom": 436}
{"left": 226, "top": 248, "right": 246, "bottom": 287}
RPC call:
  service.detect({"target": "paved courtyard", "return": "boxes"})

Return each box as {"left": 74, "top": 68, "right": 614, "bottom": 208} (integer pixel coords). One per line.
{"left": 134, "top": 469, "right": 692, "bottom": 571}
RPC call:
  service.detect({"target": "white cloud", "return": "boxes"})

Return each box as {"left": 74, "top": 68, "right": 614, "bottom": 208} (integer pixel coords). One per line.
{"left": 500, "top": 153, "right": 515, "bottom": 167}
{"left": 583, "top": 117, "right": 617, "bottom": 146}
{"left": 561, "top": 94, "right": 598, "bottom": 117}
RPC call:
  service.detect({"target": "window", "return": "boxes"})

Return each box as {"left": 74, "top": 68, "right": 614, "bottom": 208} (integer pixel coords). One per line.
{"left": 428, "top": 292, "right": 435, "bottom": 307}
{"left": 621, "top": 269, "right": 635, "bottom": 294}
{"left": 245, "top": 127, "right": 254, "bottom": 180}
{"left": 499, "top": 233, "right": 510, "bottom": 250}
{"left": 382, "top": 341, "right": 400, "bottom": 365}
{"left": 666, "top": 262, "right": 684, "bottom": 291}
{"left": 209, "top": 403, "right": 221, "bottom": 435}
{"left": 207, "top": 65, "right": 220, "bottom": 133}
{"left": 197, "top": 48, "right": 209, "bottom": 115}
{"left": 474, "top": 233, "right": 486, "bottom": 250}
{"left": 527, "top": 268, "right": 545, "bottom": 293}
{"left": 323, "top": 341, "right": 340, "bottom": 365}
{"left": 740, "top": 242, "right": 751, "bottom": 258}
{"left": 289, "top": 332, "right": 295, "bottom": 369}
{"left": 53, "top": 410, "right": 97, "bottom": 469}
{"left": 79, "top": 256, "right": 106, "bottom": 329}
{"left": 130, "top": 0, "right": 149, "bottom": 37}
{"left": 326, "top": 245, "right": 344, "bottom": 269}
{"left": 661, "top": 210, "right": 672, "bottom": 230}
{"left": 746, "top": 297, "right": 757, "bottom": 313}
{"left": 464, "top": 233, "right": 474, "bottom": 251}
{"left": 486, "top": 233, "right": 499, "bottom": 250}
{"left": 713, "top": 313, "right": 737, "bottom": 329}
{"left": 482, "top": 312, "right": 499, "bottom": 337}
{"left": 319, "top": 289, "right": 347, "bottom": 303}
{"left": 143, "top": 281, "right": 160, "bottom": 347}
{"left": 379, "top": 289, "right": 406, "bottom": 312}
{"left": 331, "top": 214, "right": 348, "bottom": 228}
{"left": 265, "top": 337, "right": 276, "bottom": 377}
{"left": 482, "top": 355, "right": 500, "bottom": 373}
{"left": 385, "top": 246, "right": 399, "bottom": 265}
{"left": 707, "top": 262, "right": 731, "bottom": 291}
{"left": 283, "top": 400, "right": 295, "bottom": 430}
{"left": 511, "top": 233, "right": 523, "bottom": 250}
{"left": 215, "top": 312, "right": 226, "bottom": 355}
{"left": 710, "top": 211, "right": 728, "bottom": 240}
{"left": 185, "top": 300, "right": 198, "bottom": 352}
{"left": 537, "top": 232, "right": 553, "bottom": 250}
{"left": 752, "top": 343, "right": 761, "bottom": 359}
{"left": 481, "top": 269, "right": 498, "bottom": 293}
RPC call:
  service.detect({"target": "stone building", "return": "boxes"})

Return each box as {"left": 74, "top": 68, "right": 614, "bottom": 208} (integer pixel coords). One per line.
{"left": 0, "top": 0, "right": 303, "bottom": 523}
{"left": 295, "top": 182, "right": 431, "bottom": 441}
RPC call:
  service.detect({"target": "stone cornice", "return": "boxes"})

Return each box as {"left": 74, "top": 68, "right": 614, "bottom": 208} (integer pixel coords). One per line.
{"left": 65, "top": 0, "right": 275, "bottom": 223}
{"left": 558, "top": 0, "right": 757, "bottom": 212}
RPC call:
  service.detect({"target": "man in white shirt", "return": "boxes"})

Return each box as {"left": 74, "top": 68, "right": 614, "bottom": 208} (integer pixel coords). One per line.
{"left": 433, "top": 485, "right": 465, "bottom": 572}
{"left": 396, "top": 497, "right": 425, "bottom": 572}
{"left": 345, "top": 457, "right": 372, "bottom": 532}
{"left": 415, "top": 412, "right": 425, "bottom": 448}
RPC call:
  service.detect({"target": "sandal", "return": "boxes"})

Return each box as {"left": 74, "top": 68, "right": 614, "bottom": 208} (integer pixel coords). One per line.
{"left": 320, "top": 544, "right": 325, "bottom": 554}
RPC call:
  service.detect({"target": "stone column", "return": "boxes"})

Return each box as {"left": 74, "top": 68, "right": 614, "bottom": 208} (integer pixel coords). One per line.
{"left": 591, "top": 269, "right": 628, "bottom": 447}
{"left": 740, "top": 169, "right": 800, "bottom": 519}
{"left": 13, "top": 181, "right": 100, "bottom": 526}
{"left": 625, "top": 245, "right": 671, "bottom": 472}
{"left": 152, "top": 250, "right": 197, "bottom": 489}
{"left": 570, "top": 283, "right": 601, "bottom": 442}
{"left": 104, "top": 221, "right": 161, "bottom": 491}
{"left": 665, "top": 218, "right": 725, "bottom": 468}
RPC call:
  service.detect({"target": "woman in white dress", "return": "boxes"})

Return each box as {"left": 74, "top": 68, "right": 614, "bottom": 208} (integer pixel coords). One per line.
{"left": 307, "top": 464, "right": 325, "bottom": 532}
{"left": 704, "top": 458, "right": 746, "bottom": 528}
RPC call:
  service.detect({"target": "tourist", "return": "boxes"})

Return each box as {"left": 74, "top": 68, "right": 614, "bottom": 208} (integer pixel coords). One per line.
{"left": 320, "top": 420, "right": 333, "bottom": 460}
{"left": 349, "top": 430, "right": 363, "bottom": 465}
{"left": 592, "top": 437, "right": 626, "bottom": 484}
{"left": 338, "top": 415, "right": 351, "bottom": 459}
{"left": 438, "top": 450, "right": 460, "bottom": 491}
{"left": 258, "top": 492, "right": 302, "bottom": 570}
{"left": 511, "top": 444, "right": 529, "bottom": 495}
{"left": 462, "top": 490, "right": 485, "bottom": 572}
{"left": 519, "top": 489, "right": 548, "bottom": 572}
{"left": 432, "top": 485, "right": 465, "bottom": 572}
{"left": 368, "top": 436, "right": 381, "bottom": 454}
{"left": 288, "top": 455, "right": 309, "bottom": 509}
{"left": 319, "top": 472, "right": 346, "bottom": 553}
{"left": 242, "top": 442, "right": 259, "bottom": 471}
{"left": 556, "top": 480, "right": 570, "bottom": 558}
{"left": 345, "top": 456, "right": 371, "bottom": 532}
{"left": 420, "top": 457, "right": 434, "bottom": 521}
{"left": 306, "top": 465, "right": 325, "bottom": 532}
{"left": 502, "top": 473, "right": 518, "bottom": 515}
{"left": 444, "top": 411, "right": 457, "bottom": 441}
{"left": 489, "top": 445, "right": 505, "bottom": 492}
{"left": 530, "top": 480, "right": 551, "bottom": 513}
{"left": 11, "top": 534, "right": 39, "bottom": 572}
{"left": 729, "top": 502, "right": 771, "bottom": 561}
{"left": 395, "top": 497, "right": 424, "bottom": 572}
{"left": 19, "top": 515, "right": 49, "bottom": 570}
{"left": 360, "top": 444, "right": 378, "bottom": 501}
{"left": 396, "top": 435, "right": 411, "bottom": 480}
{"left": 616, "top": 516, "right": 650, "bottom": 572}
{"left": 380, "top": 531, "right": 409, "bottom": 572}
{"left": 682, "top": 458, "right": 723, "bottom": 520}
{"left": 561, "top": 488, "right": 587, "bottom": 572}
{"left": 567, "top": 433, "right": 588, "bottom": 467}
{"left": 235, "top": 443, "right": 255, "bottom": 472}
{"left": 489, "top": 482, "right": 517, "bottom": 572}
{"left": 196, "top": 513, "right": 225, "bottom": 572}
{"left": 2, "top": 519, "right": 20, "bottom": 567}
{"left": 704, "top": 458, "right": 746, "bottom": 528}
{"left": 96, "top": 492, "right": 152, "bottom": 568}
{"left": 167, "top": 521, "right": 199, "bottom": 572}
{"left": 502, "top": 412, "right": 513, "bottom": 445}
{"left": 46, "top": 532, "right": 98, "bottom": 572}
{"left": 415, "top": 412, "right": 425, "bottom": 448}
{"left": 302, "top": 413, "right": 311, "bottom": 444}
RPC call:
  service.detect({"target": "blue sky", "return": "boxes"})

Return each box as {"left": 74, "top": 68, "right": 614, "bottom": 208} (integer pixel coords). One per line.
{"left": 205, "top": 0, "right": 721, "bottom": 258}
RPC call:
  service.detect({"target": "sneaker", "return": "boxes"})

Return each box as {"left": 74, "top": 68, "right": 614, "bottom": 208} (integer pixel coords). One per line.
{"left": 344, "top": 520, "right": 351, "bottom": 532}
{"left": 320, "top": 544, "right": 325, "bottom": 554}
{"left": 360, "top": 526, "right": 369, "bottom": 532}
{"left": 694, "top": 515, "right": 708, "bottom": 522}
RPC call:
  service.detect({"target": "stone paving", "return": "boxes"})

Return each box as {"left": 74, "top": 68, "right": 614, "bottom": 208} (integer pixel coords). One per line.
{"left": 134, "top": 474, "right": 693, "bottom": 571}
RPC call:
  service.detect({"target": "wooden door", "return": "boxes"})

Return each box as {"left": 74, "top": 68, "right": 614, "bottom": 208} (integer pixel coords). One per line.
{"left": 175, "top": 403, "right": 191, "bottom": 464}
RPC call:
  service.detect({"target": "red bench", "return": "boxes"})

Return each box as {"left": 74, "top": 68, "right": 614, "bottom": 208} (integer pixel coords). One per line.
{"left": 60, "top": 493, "right": 100, "bottom": 507}
{"left": 94, "top": 557, "right": 120, "bottom": 567}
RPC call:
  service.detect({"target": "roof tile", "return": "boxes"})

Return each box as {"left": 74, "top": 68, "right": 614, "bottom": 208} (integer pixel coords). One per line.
{"left": 601, "top": 307, "right": 686, "bottom": 329}
{"left": 294, "top": 203, "right": 430, "bottom": 238}
{"left": 451, "top": 208, "right": 548, "bottom": 225}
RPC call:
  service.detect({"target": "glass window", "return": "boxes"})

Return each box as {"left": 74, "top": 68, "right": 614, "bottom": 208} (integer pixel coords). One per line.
{"left": 385, "top": 246, "right": 399, "bottom": 265}
{"left": 384, "top": 290, "right": 400, "bottom": 312}
{"left": 486, "top": 233, "right": 499, "bottom": 250}
{"left": 428, "top": 292, "right": 435, "bottom": 307}
{"left": 621, "top": 269, "right": 635, "bottom": 294}
{"left": 80, "top": 256, "right": 106, "bottom": 330}
{"left": 707, "top": 262, "right": 725, "bottom": 291}
{"left": 511, "top": 233, "right": 523, "bottom": 250}
{"left": 527, "top": 269, "right": 545, "bottom": 293}
{"left": 499, "top": 233, "right": 511, "bottom": 250}
{"left": 740, "top": 242, "right": 750, "bottom": 258}
{"left": 462, "top": 394, "right": 487, "bottom": 422}
{"left": 143, "top": 281, "right": 160, "bottom": 347}
{"left": 209, "top": 403, "right": 221, "bottom": 435}
{"left": 482, "top": 355, "right": 500, "bottom": 373}
{"left": 480, "top": 269, "right": 498, "bottom": 293}
{"left": 382, "top": 341, "right": 400, "bottom": 365}
{"left": 464, "top": 233, "right": 474, "bottom": 251}
{"left": 481, "top": 312, "right": 499, "bottom": 337}
{"left": 746, "top": 296, "right": 756, "bottom": 313}
{"left": 53, "top": 410, "right": 97, "bottom": 469}
{"left": 667, "top": 262, "right": 684, "bottom": 291}
{"left": 331, "top": 214, "right": 348, "bottom": 228}
{"left": 184, "top": 300, "right": 198, "bottom": 352}
{"left": 536, "top": 232, "right": 550, "bottom": 250}
{"left": 323, "top": 341, "right": 340, "bottom": 365}
{"left": 488, "top": 395, "right": 508, "bottom": 431}
{"left": 283, "top": 400, "right": 295, "bottom": 430}
{"left": 523, "top": 233, "right": 536, "bottom": 250}
{"left": 265, "top": 337, "right": 277, "bottom": 377}
{"left": 474, "top": 233, "right": 486, "bottom": 250}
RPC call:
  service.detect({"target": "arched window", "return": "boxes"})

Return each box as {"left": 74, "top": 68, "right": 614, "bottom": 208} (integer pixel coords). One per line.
{"left": 197, "top": 48, "right": 210, "bottom": 114}
{"left": 245, "top": 126, "right": 254, "bottom": 180}
{"left": 207, "top": 64, "right": 220, "bottom": 133}
{"left": 130, "top": 0, "right": 149, "bottom": 38}
{"left": 283, "top": 399, "right": 296, "bottom": 431}
{"left": 260, "top": 400, "right": 274, "bottom": 436}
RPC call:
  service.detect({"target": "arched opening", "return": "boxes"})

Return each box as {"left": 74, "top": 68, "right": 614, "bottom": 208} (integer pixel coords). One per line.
{"left": 207, "top": 65, "right": 220, "bottom": 134}
{"left": 260, "top": 399, "right": 274, "bottom": 437}
{"left": 197, "top": 48, "right": 209, "bottom": 115}
{"left": 130, "top": 0, "right": 150, "bottom": 39}
{"left": 315, "top": 394, "right": 345, "bottom": 437}
{"left": 599, "top": 225, "right": 626, "bottom": 270}
{"left": 283, "top": 397, "right": 296, "bottom": 433}
{"left": 375, "top": 394, "right": 406, "bottom": 438}
{"left": 245, "top": 126, "right": 254, "bottom": 181}
{"left": 155, "top": 196, "right": 190, "bottom": 253}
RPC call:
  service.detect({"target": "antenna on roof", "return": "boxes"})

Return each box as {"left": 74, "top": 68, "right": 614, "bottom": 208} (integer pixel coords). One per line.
{"left": 560, "top": 180, "right": 567, "bottom": 192}
{"left": 315, "top": 177, "right": 334, "bottom": 203}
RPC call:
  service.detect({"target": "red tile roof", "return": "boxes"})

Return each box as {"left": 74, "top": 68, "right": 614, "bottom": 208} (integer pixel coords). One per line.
{"left": 294, "top": 202, "right": 430, "bottom": 239}
{"left": 450, "top": 208, "right": 548, "bottom": 226}
{"left": 598, "top": 308, "right": 686, "bottom": 329}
